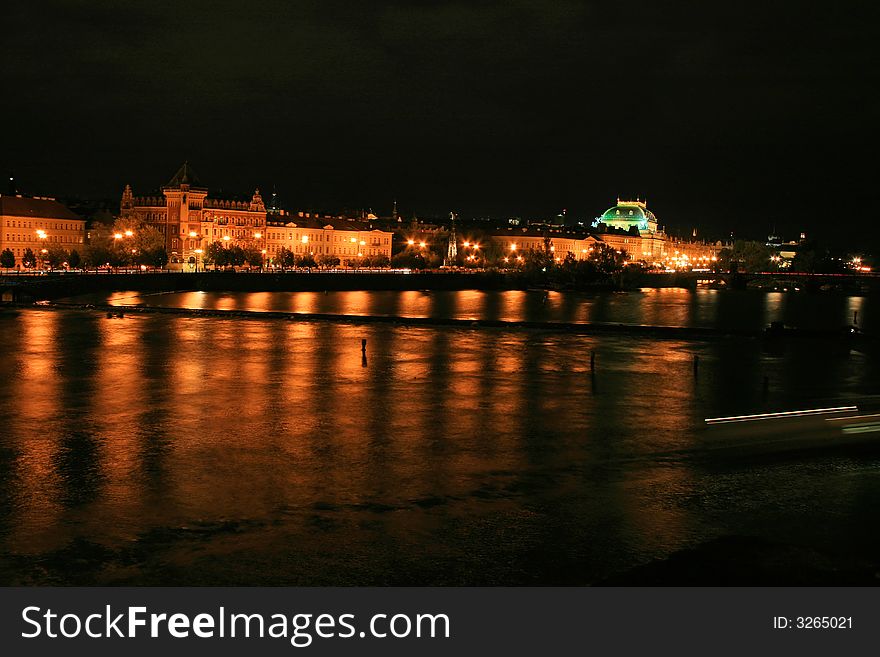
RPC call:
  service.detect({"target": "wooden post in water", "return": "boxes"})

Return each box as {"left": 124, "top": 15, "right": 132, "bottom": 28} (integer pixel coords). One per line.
{"left": 590, "top": 350, "right": 595, "bottom": 371}
{"left": 361, "top": 338, "right": 367, "bottom": 353}
{"left": 693, "top": 355, "right": 699, "bottom": 377}
{"left": 854, "top": 310, "right": 859, "bottom": 326}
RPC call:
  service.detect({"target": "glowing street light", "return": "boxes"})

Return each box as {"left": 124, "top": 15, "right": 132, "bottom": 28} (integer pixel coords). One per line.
{"left": 407, "top": 239, "right": 415, "bottom": 246}
{"left": 124, "top": 230, "right": 134, "bottom": 237}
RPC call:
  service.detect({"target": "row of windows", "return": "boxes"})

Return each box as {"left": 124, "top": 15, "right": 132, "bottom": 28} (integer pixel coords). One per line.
{"left": 4, "top": 220, "right": 82, "bottom": 230}
{"left": 264, "top": 231, "right": 391, "bottom": 245}
{"left": 1, "top": 234, "right": 83, "bottom": 244}
{"left": 137, "top": 212, "right": 264, "bottom": 227}
{"left": 207, "top": 228, "right": 262, "bottom": 239}
{"left": 205, "top": 215, "right": 263, "bottom": 227}
{"left": 267, "top": 244, "right": 391, "bottom": 256}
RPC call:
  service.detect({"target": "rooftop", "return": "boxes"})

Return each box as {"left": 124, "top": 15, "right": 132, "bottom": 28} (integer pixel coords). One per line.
{"left": 0, "top": 195, "right": 82, "bottom": 221}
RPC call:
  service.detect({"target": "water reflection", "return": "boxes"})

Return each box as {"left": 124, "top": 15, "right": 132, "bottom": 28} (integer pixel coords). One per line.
{"left": 0, "top": 306, "right": 878, "bottom": 584}
{"left": 67, "top": 288, "right": 879, "bottom": 334}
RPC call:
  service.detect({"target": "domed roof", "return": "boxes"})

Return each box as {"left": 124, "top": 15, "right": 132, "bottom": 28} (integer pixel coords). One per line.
{"left": 597, "top": 199, "right": 658, "bottom": 231}
{"left": 601, "top": 204, "right": 648, "bottom": 222}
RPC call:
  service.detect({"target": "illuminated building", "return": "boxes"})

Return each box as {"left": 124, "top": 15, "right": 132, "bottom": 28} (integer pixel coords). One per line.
{"left": 120, "top": 163, "right": 266, "bottom": 267}
{"left": 593, "top": 199, "right": 722, "bottom": 267}
{"left": 490, "top": 228, "right": 600, "bottom": 260}
{"left": 596, "top": 198, "right": 659, "bottom": 234}
{"left": 0, "top": 194, "right": 85, "bottom": 266}
{"left": 265, "top": 212, "right": 393, "bottom": 265}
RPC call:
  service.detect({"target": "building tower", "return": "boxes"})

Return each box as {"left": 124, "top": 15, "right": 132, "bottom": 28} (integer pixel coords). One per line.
{"left": 162, "top": 162, "right": 208, "bottom": 259}
{"left": 446, "top": 211, "right": 458, "bottom": 265}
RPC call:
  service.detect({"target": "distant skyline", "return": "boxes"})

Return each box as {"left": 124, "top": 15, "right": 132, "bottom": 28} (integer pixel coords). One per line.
{"left": 3, "top": 1, "right": 875, "bottom": 249}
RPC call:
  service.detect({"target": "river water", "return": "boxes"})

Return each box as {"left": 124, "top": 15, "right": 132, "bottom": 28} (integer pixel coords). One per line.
{"left": 1, "top": 289, "right": 879, "bottom": 584}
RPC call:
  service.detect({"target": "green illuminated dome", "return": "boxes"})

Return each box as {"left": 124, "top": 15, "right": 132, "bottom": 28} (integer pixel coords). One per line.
{"left": 596, "top": 199, "right": 658, "bottom": 233}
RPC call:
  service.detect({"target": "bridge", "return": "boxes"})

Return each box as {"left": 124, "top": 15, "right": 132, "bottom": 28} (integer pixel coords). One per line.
{"left": 635, "top": 270, "right": 880, "bottom": 292}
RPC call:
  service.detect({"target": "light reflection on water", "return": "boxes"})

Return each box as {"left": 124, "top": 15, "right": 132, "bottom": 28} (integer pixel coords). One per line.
{"left": 1, "top": 295, "right": 879, "bottom": 584}
{"left": 79, "top": 288, "right": 876, "bottom": 333}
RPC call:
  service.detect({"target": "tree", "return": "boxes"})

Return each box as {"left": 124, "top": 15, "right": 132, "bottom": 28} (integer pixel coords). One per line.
{"left": 21, "top": 248, "right": 37, "bottom": 269}
{"left": 296, "top": 253, "right": 316, "bottom": 268}
{"left": 589, "top": 242, "right": 625, "bottom": 275}
{"left": 204, "top": 241, "right": 227, "bottom": 268}
{"left": 83, "top": 244, "right": 113, "bottom": 268}
{"left": 244, "top": 248, "right": 264, "bottom": 268}
{"left": 147, "top": 248, "right": 169, "bottom": 269}
{"left": 317, "top": 254, "right": 340, "bottom": 268}
{"left": 228, "top": 245, "right": 246, "bottom": 267}
{"left": 46, "top": 246, "right": 69, "bottom": 268}
{"left": 391, "top": 251, "right": 425, "bottom": 269}
{"left": 371, "top": 254, "right": 390, "bottom": 268}
{"left": 276, "top": 247, "right": 295, "bottom": 269}
{"left": 68, "top": 249, "right": 81, "bottom": 268}
{"left": 0, "top": 249, "right": 14, "bottom": 269}
{"left": 717, "top": 240, "right": 772, "bottom": 273}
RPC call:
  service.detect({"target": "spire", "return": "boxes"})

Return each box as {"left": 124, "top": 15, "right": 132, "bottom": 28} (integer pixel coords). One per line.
{"left": 250, "top": 188, "right": 265, "bottom": 212}
{"left": 166, "top": 161, "right": 203, "bottom": 188}
{"left": 121, "top": 184, "right": 134, "bottom": 210}
{"left": 446, "top": 212, "right": 458, "bottom": 264}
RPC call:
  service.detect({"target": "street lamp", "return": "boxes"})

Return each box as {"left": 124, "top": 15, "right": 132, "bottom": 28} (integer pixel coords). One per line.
{"left": 35, "top": 230, "right": 48, "bottom": 270}
{"left": 185, "top": 231, "right": 198, "bottom": 271}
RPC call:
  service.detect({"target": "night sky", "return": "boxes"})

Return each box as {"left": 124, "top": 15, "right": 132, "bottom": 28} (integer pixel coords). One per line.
{"left": 3, "top": 1, "right": 876, "bottom": 246}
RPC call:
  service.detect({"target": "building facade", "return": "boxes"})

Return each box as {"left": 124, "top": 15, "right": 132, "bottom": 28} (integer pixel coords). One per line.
{"left": 593, "top": 199, "right": 722, "bottom": 267}
{"left": 266, "top": 213, "right": 393, "bottom": 265}
{"left": 121, "top": 163, "right": 267, "bottom": 266}
{"left": 0, "top": 195, "right": 85, "bottom": 267}
{"left": 490, "top": 227, "right": 600, "bottom": 262}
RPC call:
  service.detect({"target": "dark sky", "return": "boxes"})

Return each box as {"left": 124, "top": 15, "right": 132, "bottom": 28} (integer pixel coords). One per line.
{"left": 2, "top": 1, "right": 877, "bottom": 246}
